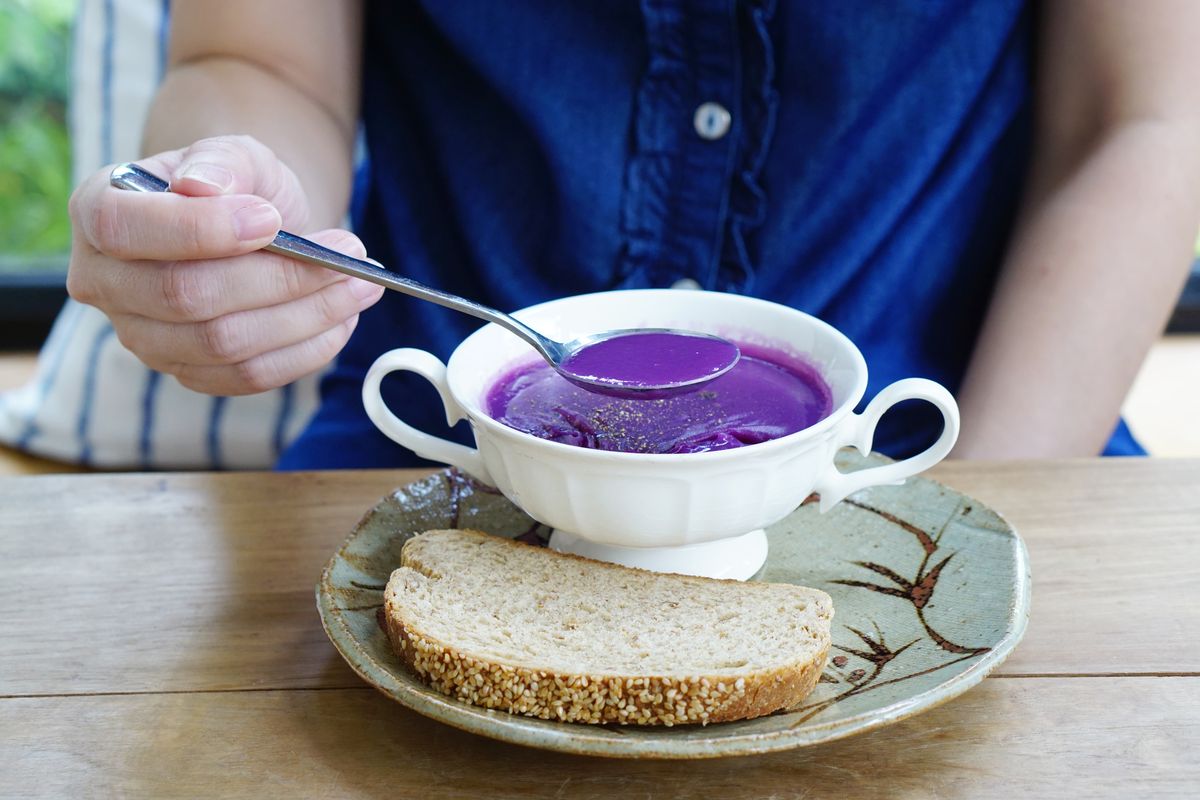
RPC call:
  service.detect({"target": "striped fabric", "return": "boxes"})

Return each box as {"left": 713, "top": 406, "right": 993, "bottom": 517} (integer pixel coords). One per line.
{"left": 0, "top": 0, "right": 321, "bottom": 469}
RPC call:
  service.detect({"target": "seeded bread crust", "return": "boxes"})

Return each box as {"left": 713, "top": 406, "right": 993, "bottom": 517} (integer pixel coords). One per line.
{"left": 383, "top": 530, "right": 832, "bottom": 726}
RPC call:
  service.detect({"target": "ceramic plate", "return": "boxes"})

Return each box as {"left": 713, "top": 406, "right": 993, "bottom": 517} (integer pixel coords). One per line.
{"left": 317, "top": 453, "right": 1030, "bottom": 759}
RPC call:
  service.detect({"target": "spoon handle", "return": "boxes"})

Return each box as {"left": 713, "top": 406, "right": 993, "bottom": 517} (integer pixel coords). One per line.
{"left": 108, "top": 163, "right": 563, "bottom": 363}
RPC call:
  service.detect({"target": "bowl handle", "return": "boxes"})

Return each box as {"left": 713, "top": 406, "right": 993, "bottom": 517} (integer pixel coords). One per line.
{"left": 812, "top": 378, "right": 960, "bottom": 512}
{"left": 362, "top": 348, "right": 493, "bottom": 484}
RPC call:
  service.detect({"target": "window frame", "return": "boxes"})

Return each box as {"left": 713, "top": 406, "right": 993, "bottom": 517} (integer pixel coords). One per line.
{"left": 1170, "top": 263, "right": 1200, "bottom": 332}
{"left": 0, "top": 266, "right": 69, "bottom": 351}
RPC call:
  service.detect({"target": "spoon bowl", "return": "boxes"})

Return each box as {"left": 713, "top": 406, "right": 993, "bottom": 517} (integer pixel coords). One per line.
{"left": 109, "top": 163, "right": 740, "bottom": 395}
{"left": 556, "top": 328, "right": 740, "bottom": 397}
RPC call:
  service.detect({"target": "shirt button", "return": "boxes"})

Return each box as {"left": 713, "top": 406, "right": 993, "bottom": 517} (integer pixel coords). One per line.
{"left": 693, "top": 102, "right": 731, "bottom": 140}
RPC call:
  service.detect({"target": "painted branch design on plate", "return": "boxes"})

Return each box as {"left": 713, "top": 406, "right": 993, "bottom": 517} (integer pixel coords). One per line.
{"left": 788, "top": 497, "right": 992, "bottom": 725}
{"left": 836, "top": 498, "right": 990, "bottom": 656}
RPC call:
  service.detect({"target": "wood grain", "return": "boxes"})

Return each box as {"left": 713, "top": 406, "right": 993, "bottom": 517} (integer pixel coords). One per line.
{"left": 928, "top": 459, "right": 1200, "bottom": 676}
{"left": 2, "top": 461, "right": 1198, "bottom": 698}
{"left": 1, "top": 678, "right": 1196, "bottom": 799}
{"left": 0, "top": 446, "right": 88, "bottom": 476}
{"left": 1, "top": 461, "right": 1198, "bottom": 796}
{"left": 0, "top": 470, "right": 418, "bottom": 696}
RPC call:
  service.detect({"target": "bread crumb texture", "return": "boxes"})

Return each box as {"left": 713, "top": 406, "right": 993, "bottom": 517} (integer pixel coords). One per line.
{"left": 384, "top": 529, "right": 833, "bottom": 726}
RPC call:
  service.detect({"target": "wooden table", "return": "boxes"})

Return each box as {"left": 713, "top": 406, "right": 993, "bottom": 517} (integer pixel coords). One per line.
{"left": 1, "top": 460, "right": 1197, "bottom": 798}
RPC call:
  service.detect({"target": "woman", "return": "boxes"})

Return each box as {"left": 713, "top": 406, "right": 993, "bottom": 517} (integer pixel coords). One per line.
{"left": 66, "top": 0, "right": 1200, "bottom": 467}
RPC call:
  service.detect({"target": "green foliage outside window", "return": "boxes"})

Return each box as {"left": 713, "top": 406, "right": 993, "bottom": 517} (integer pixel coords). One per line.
{"left": 0, "top": 0, "right": 73, "bottom": 271}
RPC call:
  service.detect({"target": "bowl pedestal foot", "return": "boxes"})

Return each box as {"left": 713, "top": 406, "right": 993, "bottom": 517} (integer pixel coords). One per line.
{"left": 547, "top": 528, "right": 767, "bottom": 581}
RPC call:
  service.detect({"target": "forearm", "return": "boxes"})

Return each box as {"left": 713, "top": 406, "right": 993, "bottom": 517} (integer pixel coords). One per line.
{"left": 953, "top": 120, "right": 1200, "bottom": 458}
{"left": 143, "top": 57, "right": 355, "bottom": 229}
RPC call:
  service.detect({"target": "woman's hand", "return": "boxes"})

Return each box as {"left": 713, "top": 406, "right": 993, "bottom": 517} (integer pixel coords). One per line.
{"left": 67, "top": 134, "right": 384, "bottom": 395}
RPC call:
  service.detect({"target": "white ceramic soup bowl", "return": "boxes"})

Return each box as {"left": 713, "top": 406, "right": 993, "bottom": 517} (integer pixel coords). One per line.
{"left": 363, "top": 290, "right": 958, "bottom": 579}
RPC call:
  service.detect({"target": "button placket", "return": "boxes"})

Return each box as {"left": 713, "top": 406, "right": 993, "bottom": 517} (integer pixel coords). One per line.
{"left": 617, "top": 0, "right": 740, "bottom": 291}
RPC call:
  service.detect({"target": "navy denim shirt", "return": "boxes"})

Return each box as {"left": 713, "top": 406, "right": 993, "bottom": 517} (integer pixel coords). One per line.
{"left": 280, "top": 0, "right": 1142, "bottom": 468}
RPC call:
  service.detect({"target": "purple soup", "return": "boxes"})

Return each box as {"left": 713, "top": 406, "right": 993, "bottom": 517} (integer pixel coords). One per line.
{"left": 485, "top": 345, "right": 833, "bottom": 454}
{"left": 559, "top": 331, "right": 739, "bottom": 389}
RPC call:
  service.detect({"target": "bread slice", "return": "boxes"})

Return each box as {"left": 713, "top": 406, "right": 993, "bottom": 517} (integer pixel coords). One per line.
{"left": 383, "top": 529, "right": 833, "bottom": 726}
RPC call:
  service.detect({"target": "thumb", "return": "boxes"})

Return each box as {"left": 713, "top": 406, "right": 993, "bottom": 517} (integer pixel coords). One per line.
{"left": 169, "top": 134, "right": 310, "bottom": 230}
{"left": 169, "top": 134, "right": 282, "bottom": 199}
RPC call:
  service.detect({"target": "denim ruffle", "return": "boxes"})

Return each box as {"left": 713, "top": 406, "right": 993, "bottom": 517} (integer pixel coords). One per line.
{"left": 718, "top": 0, "right": 778, "bottom": 293}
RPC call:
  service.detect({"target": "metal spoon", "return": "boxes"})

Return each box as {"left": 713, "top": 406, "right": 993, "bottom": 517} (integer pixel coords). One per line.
{"left": 109, "top": 163, "right": 739, "bottom": 395}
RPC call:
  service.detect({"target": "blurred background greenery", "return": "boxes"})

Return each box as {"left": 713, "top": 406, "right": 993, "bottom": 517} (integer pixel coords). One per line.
{"left": 0, "top": 0, "right": 73, "bottom": 273}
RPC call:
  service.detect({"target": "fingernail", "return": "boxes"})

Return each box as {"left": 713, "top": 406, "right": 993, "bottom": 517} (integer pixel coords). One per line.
{"left": 233, "top": 203, "right": 281, "bottom": 241}
{"left": 349, "top": 278, "right": 381, "bottom": 300}
{"left": 178, "top": 163, "right": 234, "bottom": 192}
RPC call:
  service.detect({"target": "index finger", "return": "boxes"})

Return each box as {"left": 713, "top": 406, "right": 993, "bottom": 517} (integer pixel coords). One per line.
{"left": 90, "top": 229, "right": 374, "bottom": 323}
{"left": 72, "top": 164, "right": 282, "bottom": 261}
